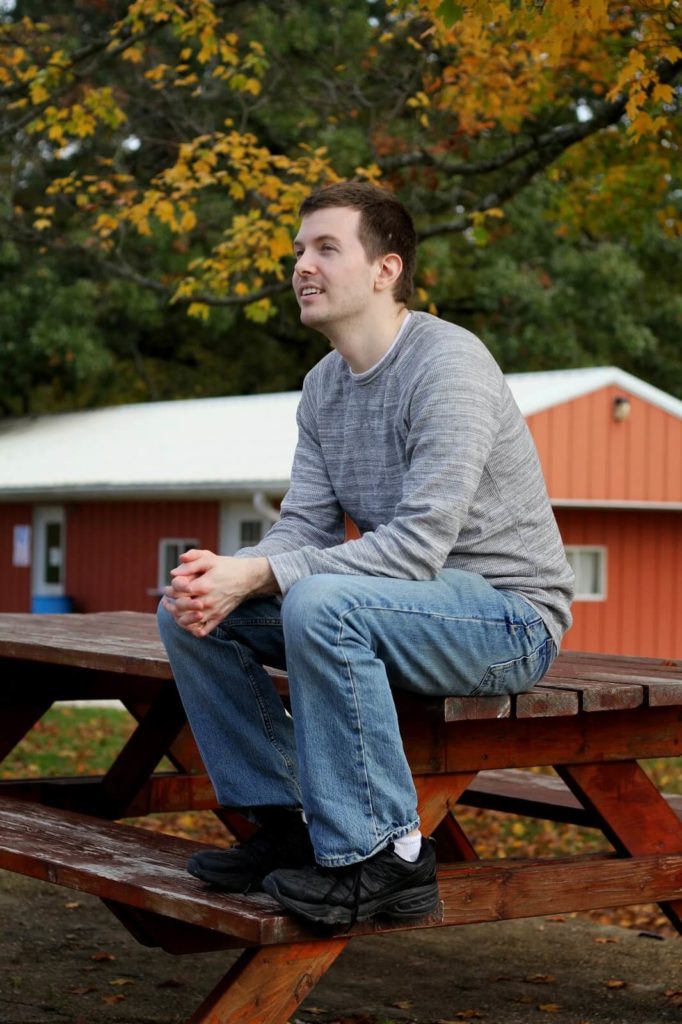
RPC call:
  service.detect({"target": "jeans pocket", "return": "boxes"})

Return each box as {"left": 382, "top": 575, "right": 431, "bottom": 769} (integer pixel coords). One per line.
{"left": 475, "top": 637, "right": 557, "bottom": 696}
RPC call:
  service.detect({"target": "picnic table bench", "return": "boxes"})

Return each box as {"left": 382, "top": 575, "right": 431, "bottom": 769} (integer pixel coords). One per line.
{"left": 0, "top": 610, "right": 681, "bottom": 1024}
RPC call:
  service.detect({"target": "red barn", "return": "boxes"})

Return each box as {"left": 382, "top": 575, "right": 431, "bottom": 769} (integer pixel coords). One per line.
{"left": 1, "top": 368, "right": 680, "bottom": 658}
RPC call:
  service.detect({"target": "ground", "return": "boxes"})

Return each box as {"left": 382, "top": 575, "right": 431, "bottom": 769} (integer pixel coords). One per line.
{"left": 1, "top": 871, "right": 679, "bottom": 1024}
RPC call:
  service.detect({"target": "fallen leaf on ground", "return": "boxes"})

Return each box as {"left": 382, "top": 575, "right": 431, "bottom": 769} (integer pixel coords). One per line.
{"left": 102, "top": 994, "right": 126, "bottom": 1004}
{"left": 664, "top": 989, "right": 682, "bottom": 1005}
{"left": 547, "top": 916, "right": 566, "bottom": 923}
{"left": 605, "top": 979, "right": 626, "bottom": 989}
{"left": 64, "top": 901, "right": 81, "bottom": 909}
{"left": 110, "top": 978, "right": 135, "bottom": 986}
{"left": 390, "top": 1000, "right": 413, "bottom": 1009}
{"left": 525, "top": 974, "right": 556, "bottom": 984}
{"left": 90, "top": 951, "right": 116, "bottom": 961}
{"left": 593, "top": 936, "right": 618, "bottom": 944}
{"left": 68, "top": 986, "right": 97, "bottom": 996}
{"left": 437, "top": 1015, "right": 484, "bottom": 1023}
{"left": 538, "top": 1003, "right": 561, "bottom": 1013}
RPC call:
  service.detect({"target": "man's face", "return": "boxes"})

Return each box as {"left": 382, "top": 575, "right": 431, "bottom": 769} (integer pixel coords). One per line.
{"left": 292, "top": 207, "right": 379, "bottom": 333}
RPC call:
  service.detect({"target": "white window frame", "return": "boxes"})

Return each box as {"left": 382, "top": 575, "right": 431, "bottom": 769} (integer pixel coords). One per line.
{"left": 219, "top": 501, "right": 270, "bottom": 554}
{"left": 157, "top": 537, "right": 199, "bottom": 592}
{"left": 32, "top": 506, "right": 66, "bottom": 597}
{"left": 564, "top": 545, "right": 607, "bottom": 602}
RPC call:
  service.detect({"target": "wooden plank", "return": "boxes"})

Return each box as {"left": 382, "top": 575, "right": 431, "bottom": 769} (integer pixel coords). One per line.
{"left": 443, "top": 694, "right": 511, "bottom": 721}
{"left": 441, "top": 704, "right": 682, "bottom": 773}
{"left": 554, "top": 650, "right": 681, "bottom": 677}
{"left": 458, "top": 768, "right": 682, "bottom": 825}
{"left": 0, "top": 799, "right": 440, "bottom": 947}
{"left": 436, "top": 852, "right": 682, "bottom": 926}
{"left": 514, "top": 685, "right": 578, "bottom": 718}
{"left": 1, "top": 662, "right": 167, "bottom": 702}
{"left": 539, "top": 676, "right": 644, "bottom": 712}
{"left": 0, "top": 612, "right": 172, "bottom": 678}
{"left": 575, "top": 673, "right": 682, "bottom": 706}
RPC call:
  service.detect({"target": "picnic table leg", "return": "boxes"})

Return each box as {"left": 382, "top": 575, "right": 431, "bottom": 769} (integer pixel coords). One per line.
{"left": 0, "top": 703, "right": 52, "bottom": 761}
{"left": 557, "top": 760, "right": 682, "bottom": 934}
{"left": 187, "top": 939, "right": 347, "bottom": 1024}
{"left": 414, "top": 773, "right": 479, "bottom": 860}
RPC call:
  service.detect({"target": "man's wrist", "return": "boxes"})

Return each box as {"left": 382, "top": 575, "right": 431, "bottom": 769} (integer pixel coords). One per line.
{"left": 248, "top": 557, "right": 279, "bottom": 597}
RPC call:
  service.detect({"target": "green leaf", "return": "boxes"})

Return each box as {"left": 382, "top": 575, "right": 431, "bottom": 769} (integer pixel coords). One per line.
{"left": 436, "top": 1, "right": 466, "bottom": 26}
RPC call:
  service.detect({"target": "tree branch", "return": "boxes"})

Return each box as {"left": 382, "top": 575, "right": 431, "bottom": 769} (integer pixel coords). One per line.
{"left": 380, "top": 55, "right": 681, "bottom": 180}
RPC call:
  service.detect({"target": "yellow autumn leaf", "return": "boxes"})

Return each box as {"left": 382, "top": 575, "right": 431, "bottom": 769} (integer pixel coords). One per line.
{"left": 187, "top": 302, "right": 210, "bottom": 320}
{"left": 652, "top": 83, "right": 674, "bottom": 105}
{"left": 269, "top": 227, "right": 293, "bottom": 261}
{"left": 30, "top": 82, "right": 49, "bottom": 104}
{"left": 156, "top": 200, "right": 177, "bottom": 226}
{"left": 179, "top": 208, "right": 197, "bottom": 232}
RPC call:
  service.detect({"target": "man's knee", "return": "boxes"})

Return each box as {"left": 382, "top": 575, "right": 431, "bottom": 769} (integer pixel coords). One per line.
{"left": 281, "top": 574, "right": 365, "bottom": 646}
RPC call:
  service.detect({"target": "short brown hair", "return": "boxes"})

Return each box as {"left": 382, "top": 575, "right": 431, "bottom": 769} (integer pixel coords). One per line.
{"left": 299, "top": 182, "right": 416, "bottom": 304}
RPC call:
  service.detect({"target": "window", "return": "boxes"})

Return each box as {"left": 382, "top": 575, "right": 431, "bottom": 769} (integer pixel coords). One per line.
{"left": 32, "top": 506, "right": 66, "bottom": 596}
{"left": 239, "top": 520, "right": 263, "bottom": 546}
{"left": 565, "top": 546, "right": 607, "bottom": 601}
{"left": 158, "top": 538, "right": 199, "bottom": 591}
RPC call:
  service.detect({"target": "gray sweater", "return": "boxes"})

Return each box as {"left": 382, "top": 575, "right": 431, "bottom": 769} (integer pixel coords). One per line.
{"left": 239, "top": 312, "right": 574, "bottom": 647}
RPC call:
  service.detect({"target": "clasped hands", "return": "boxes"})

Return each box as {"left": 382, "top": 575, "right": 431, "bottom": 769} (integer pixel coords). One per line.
{"left": 162, "top": 549, "right": 277, "bottom": 638}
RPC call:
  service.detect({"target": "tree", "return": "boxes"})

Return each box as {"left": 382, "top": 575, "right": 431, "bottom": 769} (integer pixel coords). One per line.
{"left": 1, "top": 1, "right": 680, "bottom": 410}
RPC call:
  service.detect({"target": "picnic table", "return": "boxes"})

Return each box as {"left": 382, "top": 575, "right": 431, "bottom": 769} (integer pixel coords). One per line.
{"left": 0, "top": 610, "right": 681, "bottom": 1024}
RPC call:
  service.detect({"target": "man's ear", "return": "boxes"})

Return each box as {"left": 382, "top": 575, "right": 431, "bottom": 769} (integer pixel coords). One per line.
{"left": 374, "top": 253, "right": 403, "bottom": 293}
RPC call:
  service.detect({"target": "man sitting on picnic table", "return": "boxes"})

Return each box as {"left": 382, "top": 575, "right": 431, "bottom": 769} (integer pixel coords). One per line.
{"left": 158, "top": 182, "right": 574, "bottom": 928}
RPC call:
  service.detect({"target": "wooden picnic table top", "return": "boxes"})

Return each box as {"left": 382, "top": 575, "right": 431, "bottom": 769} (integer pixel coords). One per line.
{"left": 0, "top": 611, "right": 680, "bottom": 723}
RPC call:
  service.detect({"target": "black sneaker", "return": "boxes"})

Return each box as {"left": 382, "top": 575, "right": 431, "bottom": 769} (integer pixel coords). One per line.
{"left": 262, "top": 837, "right": 439, "bottom": 926}
{"left": 187, "top": 809, "right": 314, "bottom": 893}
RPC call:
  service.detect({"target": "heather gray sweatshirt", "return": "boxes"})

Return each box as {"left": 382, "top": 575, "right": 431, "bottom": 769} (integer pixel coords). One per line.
{"left": 238, "top": 312, "right": 574, "bottom": 646}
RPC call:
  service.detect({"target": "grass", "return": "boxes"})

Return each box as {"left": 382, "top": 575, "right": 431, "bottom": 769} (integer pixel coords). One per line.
{"left": 2, "top": 706, "right": 680, "bottom": 936}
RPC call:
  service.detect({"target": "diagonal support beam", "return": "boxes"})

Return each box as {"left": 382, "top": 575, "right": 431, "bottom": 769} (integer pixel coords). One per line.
{"left": 557, "top": 760, "right": 682, "bottom": 934}
{"left": 187, "top": 939, "right": 347, "bottom": 1024}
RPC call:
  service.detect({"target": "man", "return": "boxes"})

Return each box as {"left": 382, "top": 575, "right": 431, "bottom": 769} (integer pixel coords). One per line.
{"left": 158, "top": 182, "right": 574, "bottom": 928}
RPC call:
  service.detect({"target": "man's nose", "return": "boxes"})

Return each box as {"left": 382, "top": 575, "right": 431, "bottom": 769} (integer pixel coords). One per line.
{"left": 295, "top": 250, "right": 316, "bottom": 274}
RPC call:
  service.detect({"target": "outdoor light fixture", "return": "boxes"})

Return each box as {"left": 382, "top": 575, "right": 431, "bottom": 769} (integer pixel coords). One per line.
{"left": 612, "top": 396, "right": 632, "bottom": 422}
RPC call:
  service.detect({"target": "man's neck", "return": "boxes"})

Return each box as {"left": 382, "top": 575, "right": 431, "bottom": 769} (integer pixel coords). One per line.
{"left": 327, "top": 305, "right": 409, "bottom": 374}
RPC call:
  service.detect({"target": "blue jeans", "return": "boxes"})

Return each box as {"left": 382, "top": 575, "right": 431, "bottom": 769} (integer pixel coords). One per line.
{"left": 157, "top": 569, "right": 555, "bottom": 867}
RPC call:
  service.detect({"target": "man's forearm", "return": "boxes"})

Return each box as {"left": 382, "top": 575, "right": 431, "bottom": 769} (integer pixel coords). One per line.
{"left": 248, "top": 557, "right": 281, "bottom": 598}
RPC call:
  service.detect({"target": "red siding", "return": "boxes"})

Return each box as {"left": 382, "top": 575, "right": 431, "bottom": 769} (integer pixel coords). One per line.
{"left": 65, "top": 500, "right": 219, "bottom": 613}
{"left": 527, "top": 386, "right": 682, "bottom": 503}
{"left": 0, "top": 505, "right": 33, "bottom": 612}
{"left": 555, "top": 508, "right": 682, "bottom": 659}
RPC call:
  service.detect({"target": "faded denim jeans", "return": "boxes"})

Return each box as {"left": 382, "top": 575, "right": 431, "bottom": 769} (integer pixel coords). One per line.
{"left": 157, "top": 569, "right": 555, "bottom": 867}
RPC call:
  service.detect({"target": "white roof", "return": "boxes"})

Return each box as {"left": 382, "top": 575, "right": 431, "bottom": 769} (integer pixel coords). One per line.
{"left": 507, "top": 365, "right": 682, "bottom": 419}
{"left": 1, "top": 367, "right": 680, "bottom": 499}
{"left": 0, "top": 392, "right": 301, "bottom": 499}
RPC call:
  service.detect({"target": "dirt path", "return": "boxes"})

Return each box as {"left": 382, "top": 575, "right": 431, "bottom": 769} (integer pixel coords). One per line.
{"left": 1, "top": 870, "right": 679, "bottom": 1024}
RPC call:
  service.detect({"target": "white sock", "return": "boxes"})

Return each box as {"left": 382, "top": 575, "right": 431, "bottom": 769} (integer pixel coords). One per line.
{"left": 393, "top": 830, "right": 422, "bottom": 862}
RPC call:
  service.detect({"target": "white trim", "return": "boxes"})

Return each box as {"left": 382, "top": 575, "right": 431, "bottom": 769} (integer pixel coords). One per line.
{"left": 565, "top": 545, "right": 607, "bottom": 602}
{"left": 157, "top": 537, "right": 199, "bottom": 592}
{"left": 552, "top": 499, "right": 682, "bottom": 510}
{"left": 507, "top": 366, "right": 682, "bottom": 419}
{"left": 32, "top": 506, "right": 65, "bottom": 597}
